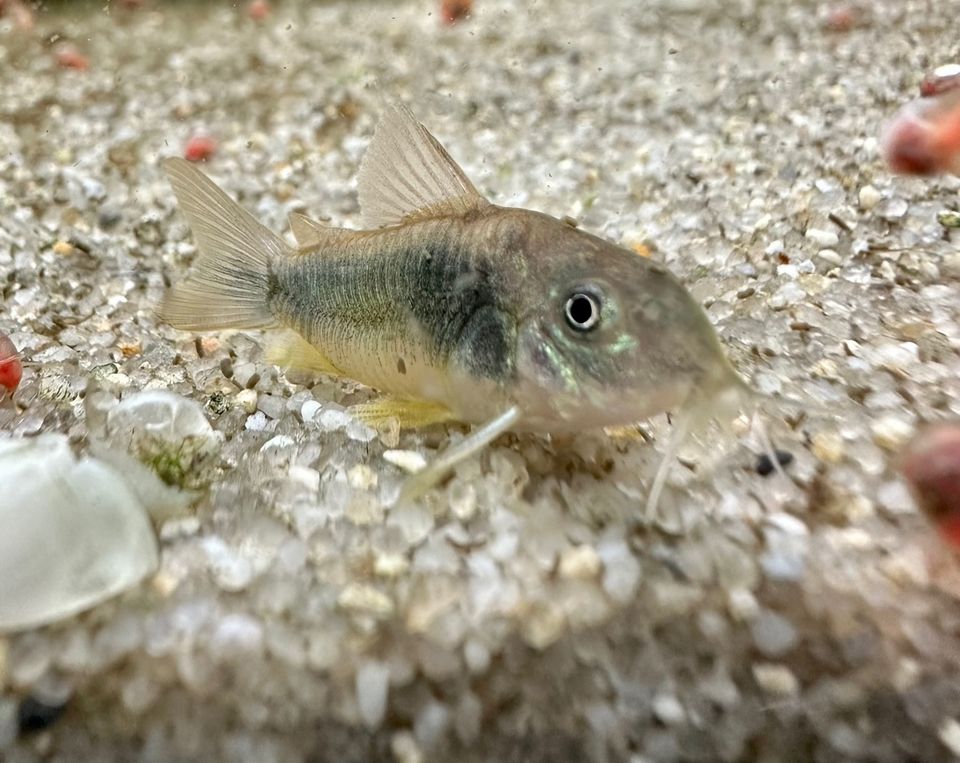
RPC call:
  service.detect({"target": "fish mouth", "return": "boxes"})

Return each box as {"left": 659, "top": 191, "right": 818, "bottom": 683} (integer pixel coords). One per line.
{"left": 517, "top": 314, "right": 753, "bottom": 431}
{"left": 515, "top": 321, "right": 686, "bottom": 429}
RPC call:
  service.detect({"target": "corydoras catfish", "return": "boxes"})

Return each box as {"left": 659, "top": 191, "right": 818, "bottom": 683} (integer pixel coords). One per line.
{"left": 159, "top": 104, "right": 755, "bottom": 509}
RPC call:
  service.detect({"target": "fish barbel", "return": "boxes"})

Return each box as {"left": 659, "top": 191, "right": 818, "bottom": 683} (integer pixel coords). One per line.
{"left": 159, "top": 105, "right": 752, "bottom": 507}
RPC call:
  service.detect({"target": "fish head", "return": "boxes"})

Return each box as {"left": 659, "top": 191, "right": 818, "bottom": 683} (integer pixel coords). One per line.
{"left": 512, "top": 218, "right": 746, "bottom": 430}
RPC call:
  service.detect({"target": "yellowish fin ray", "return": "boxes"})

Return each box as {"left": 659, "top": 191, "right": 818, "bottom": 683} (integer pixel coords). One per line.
{"left": 350, "top": 396, "right": 456, "bottom": 429}
{"left": 266, "top": 331, "right": 342, "bottom": 377}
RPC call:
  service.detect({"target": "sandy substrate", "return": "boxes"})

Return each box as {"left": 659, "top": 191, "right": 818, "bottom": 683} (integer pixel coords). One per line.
{"left": 3, "top": 0, "right": 960, "bottom": 761}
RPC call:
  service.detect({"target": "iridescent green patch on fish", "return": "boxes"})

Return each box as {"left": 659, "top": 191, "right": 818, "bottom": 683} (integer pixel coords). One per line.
{"left": 157, "top": 103, "right": 755, "bottom": 510}
{"left": 609, "top": 333, "right": 638, "bottom": 355}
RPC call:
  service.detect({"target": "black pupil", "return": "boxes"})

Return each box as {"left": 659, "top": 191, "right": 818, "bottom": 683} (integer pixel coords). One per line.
{"left": 568, "top": 295, "right": 595, "bottom": 326}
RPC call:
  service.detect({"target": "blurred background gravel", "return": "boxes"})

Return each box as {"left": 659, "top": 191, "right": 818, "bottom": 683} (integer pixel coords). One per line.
{"left": 3, "top": 0, "right": 960, "bottom": 761}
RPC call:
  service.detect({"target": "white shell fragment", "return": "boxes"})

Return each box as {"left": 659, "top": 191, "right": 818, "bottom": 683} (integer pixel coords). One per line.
{"left": 0, "top": 435, "right": 159, "bottom": 633}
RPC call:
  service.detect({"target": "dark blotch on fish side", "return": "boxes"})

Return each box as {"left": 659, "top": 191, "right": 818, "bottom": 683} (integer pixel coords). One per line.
{"left": 18, "top": 696, "right": 68, "bottom": 734}
{"left": 405, "top": 246, "right": 514, "bottom": 381}
{"left": 455, "top": 304, "right": 515, "bottom": 382}
{"left": 756, "top": 449, "right": 794, "bottom": 476}
{"left": 397, "top": 357, "right": 406, "bottom": 375}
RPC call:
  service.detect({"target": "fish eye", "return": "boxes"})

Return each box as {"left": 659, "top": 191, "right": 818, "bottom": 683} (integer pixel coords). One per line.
{"left": 564, "top": 291, "right": 601, "bottom": 332}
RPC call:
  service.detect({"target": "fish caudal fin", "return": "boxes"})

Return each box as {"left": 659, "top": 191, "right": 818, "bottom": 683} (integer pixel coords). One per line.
{"left": 158, "top": 158, "right": 288, "bottom": 331}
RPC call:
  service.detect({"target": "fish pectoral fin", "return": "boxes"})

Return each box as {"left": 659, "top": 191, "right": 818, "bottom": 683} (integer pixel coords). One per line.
{"left": 349, "top": 396, "right": 457, "bottom": 429}
{"left": 393, "top": 406, "right": 522, "bottom": 506}
{"left": 357, "top": 103, "right": 491, "bottom": 229}
{"left": 265, "top": 331, "right": 342, "bottom": 376}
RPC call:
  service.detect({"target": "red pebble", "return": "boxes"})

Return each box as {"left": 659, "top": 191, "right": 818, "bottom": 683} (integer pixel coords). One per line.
{"left": 248, "top": 0, "right": 270, "bottom": 21}
{"left": 0, "top": 334, "right": 22, "bottom": 400}
{"left": 3, "top": 0, "right": 35, "bottom": 30}
{"left": 54, "top": 44, "right": 90, "bottom": 71}
{"left": 899, "top": 423, "right": 960, "bottom": 550}
{"left": 881, "top": 90, "right": 960, "bottom": 177}
{"left": 823, "top": 5, "right": 859, "bottom": 32}
{"left": 920, "top": 64, "right": 960, "bottom": 98}
{"left": 939, "top": 513, "right": 960, "bottom": 550}
{"left": 440, "top": 0, "right": 472, "bottom": 25}
{"left": 184, "top": 136, "right": 217, "bottom": 162}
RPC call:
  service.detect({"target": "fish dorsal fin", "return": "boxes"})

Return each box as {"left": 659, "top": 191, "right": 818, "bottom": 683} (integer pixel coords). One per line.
{"left": 289, "top": 212, "right": 333, "bottom": 248}
{"left": 358, "top": 104, "right": 490, "bottom": 229}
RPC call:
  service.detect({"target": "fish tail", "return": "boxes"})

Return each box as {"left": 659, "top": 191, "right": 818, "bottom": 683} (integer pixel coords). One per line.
{"left": 158, "top": 158, "right": 289, "bottom": 331}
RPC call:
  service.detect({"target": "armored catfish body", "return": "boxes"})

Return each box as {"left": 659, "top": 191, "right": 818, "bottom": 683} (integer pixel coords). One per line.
{"left": 160, "top": 105, "right": 750, "bottom": 500}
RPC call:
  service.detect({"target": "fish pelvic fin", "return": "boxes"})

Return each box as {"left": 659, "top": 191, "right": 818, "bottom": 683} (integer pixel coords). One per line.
{"left": 392, "top": 406, "right": 522, "bottom": 506}
{"left": 158, "top": 158, "right": 288, "bottom": 331}
{"left": 357, "top": 104, "right": 491, "bottom": 229}
{"left": 265, "top": 330, "right": 343, "bottom": 377}
{"left": 350, "top": 396, "right": 458, "bottom": 429}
